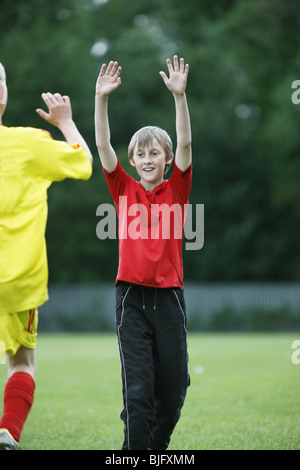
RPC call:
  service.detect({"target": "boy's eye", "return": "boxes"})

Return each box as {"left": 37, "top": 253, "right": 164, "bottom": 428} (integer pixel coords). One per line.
{"left": 135, "top": 149, "right": 160, "bottom": 157}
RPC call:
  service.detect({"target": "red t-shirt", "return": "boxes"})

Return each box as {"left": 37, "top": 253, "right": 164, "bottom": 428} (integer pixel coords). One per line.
{"left": 103, "top": 160, "right": 192, "bottom": 288}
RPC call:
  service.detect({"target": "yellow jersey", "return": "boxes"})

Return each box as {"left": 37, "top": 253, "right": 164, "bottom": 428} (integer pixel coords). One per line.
{"left": 0, "top": 125, "right": 92, "bottom": 314}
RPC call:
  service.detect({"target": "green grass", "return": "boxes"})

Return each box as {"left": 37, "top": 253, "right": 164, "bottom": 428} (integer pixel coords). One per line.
{"left": 0, "top": 333, "right": 299, "bottom": 450}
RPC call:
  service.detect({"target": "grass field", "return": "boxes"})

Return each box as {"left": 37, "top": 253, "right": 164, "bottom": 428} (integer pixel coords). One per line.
{"left": 0, "top": 332, "right": 299, "bottom": 450}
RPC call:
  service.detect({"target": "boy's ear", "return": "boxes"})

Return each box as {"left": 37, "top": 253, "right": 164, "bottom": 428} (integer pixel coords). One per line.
{"left": 129, "top": 156, "right": 136, "bottom": 167}
{"left": 166, "top": 154, "right": 174, "bottom": 165}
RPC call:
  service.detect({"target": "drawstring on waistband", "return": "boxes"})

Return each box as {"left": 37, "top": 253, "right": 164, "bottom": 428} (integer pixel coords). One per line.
{"left": 142, "top": 287, "right": 145, "bottom": 310}
{"left": 141, "top": 286, "right": 157, "bottom": 310}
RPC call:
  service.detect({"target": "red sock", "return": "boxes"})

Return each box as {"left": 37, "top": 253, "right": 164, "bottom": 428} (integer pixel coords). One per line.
{"left": 0, "top": 372, "right": 35, "bottom": 442}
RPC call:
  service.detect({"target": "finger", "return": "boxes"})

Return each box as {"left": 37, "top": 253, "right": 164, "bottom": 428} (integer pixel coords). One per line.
{"left": 114, "top": 65, "right": 122, "bottom": 79}
{"left": 111, "top": 61, "right": 119, "bottom": 76}
{"left": 179, "top": 57, "right": 184, "bottom": 74}
{"left": 54, "top": 93, "right": 64, "bottom": 103}
{"left": 159, "top": 71, "right": 168, "bottom": 84}
{"left": 99, "top": 63, "right": 106, "bottom": 76}
{"left": 97, "top": 65, "right": 106, "bottom": 83}
{"left": 106, "top": 61, "right": 114, "bottom": 75}
{"left": 173, "top": 55, "right": 179, "bottom": 72}
{"left": 36, "top": 108, "right": 50, "bottom": 121}
{"left": 42, "top": 92, "right": 56, "bottom": 105}
{"left": 185, "top": 63, "right": 189, "bottom": 77}
{"left": 166, "top": 58, "right": 174, "bottom": 75}
{"left": 63, "top": 95, "right": 70, "bottom": 105}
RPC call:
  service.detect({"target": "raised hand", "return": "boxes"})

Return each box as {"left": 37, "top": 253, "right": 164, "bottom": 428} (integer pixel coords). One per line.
{"left": 36, "top": 93, "right": 73, "bottom": 127}
{"left": 96, "top": 61, "right": 122, "bottom": 97}
{"left": 36, "top": 92, "right": 93, "bottom": 162}
{"left": 159, "top": 56, "right": 189, "bottom": 96}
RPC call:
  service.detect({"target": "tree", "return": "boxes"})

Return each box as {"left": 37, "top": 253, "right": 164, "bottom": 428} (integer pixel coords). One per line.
{"left": 1, "top": 0, "right": 299, "bottom": 282}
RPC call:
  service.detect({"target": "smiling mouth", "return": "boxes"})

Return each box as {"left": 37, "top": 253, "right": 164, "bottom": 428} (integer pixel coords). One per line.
{"left": 143, "top": 167, "right": 155, "bottom": 172}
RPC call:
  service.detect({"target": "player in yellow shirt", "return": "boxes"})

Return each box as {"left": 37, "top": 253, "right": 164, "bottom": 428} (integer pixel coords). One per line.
{"left": 0, "top": 62, "right": 93, "bottom": 449}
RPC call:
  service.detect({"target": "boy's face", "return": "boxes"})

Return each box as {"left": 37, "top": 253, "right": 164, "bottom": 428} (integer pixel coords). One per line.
{"left": 130, "top": 138, "right": 173, "bottom": 191}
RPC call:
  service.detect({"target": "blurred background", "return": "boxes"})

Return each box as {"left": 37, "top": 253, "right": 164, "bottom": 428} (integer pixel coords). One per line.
{"left": 1, "top": 0, "right": 299, "bottom": 332}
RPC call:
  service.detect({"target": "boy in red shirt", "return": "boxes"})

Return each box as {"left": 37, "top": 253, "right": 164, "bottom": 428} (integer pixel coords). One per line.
{"left": 95, "top": 56, "right": 192, "bottom": 450}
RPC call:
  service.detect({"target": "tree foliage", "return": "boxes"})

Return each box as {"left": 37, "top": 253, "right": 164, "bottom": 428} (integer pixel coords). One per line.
{"left": 1, "top": 0, "right": 299, "bottom": 282}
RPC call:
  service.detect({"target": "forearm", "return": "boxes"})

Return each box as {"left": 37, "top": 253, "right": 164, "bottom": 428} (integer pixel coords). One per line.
{"left": 95, "top": 95, "right": 117, "bottom": 172}
{"left": 174, "top": 93, "right": 192, "bottom": 170}
{"left": 58, "top": 120, "right": 93, "bottom": 165}
{"left": 174, "top": 93, "right": 191, "bottom": 147}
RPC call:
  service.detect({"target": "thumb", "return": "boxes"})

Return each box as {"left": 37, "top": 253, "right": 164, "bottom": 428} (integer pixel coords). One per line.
{"left": 113, "top": 77, "right": 122, "bottom": 89}
{"left": 159, "top": 71, "right": 168, "bottom": 84}
{"left": 36, "top": 108, "right": 50, "bottom": 121}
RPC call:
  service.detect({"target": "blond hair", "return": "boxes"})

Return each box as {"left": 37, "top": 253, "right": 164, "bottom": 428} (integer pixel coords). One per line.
{"left": 0, "top": 63, "right": 6, "bottom": 83}
{"left": 128, "top": 126, "right": 173, "bottom": 174}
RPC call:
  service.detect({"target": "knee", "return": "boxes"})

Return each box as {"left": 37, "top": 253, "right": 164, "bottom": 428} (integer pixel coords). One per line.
{"left": 7, "top": 346, "right": 36, "bottom": 379}
{"left": 157, "top": 385, "right": 188, "bottom": 412}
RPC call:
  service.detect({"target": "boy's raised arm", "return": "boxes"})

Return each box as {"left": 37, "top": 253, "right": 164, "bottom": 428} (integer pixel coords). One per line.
{"left": 160, "top": 56, "right": 192, "bottom": 172}
{"left": 36, "top": 93, "right": 93, "bottom": 165}
{"left": 95, "top": 61, "right": 122, "bottom": 172}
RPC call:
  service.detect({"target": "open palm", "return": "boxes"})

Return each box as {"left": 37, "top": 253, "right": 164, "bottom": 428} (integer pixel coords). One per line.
{"left": 96, "top": 61, "right": 122, "bottom": 96}
{"left": 160, "top": 56, "right": 189, "bottom": 96}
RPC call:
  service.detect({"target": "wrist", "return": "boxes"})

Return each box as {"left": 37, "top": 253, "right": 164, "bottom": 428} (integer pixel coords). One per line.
{"left": 173, "top": 91, "right": 186, "bottom": 99}
{"left": 57, "top": 118, "right": 76, "bottom": 133}
{"left": 95, "top": 93, "right": 109, "bottom": 102}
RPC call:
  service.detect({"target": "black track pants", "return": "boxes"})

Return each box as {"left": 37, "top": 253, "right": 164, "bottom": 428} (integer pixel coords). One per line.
{"left": 115, "top": 282, "right": 190, "bottom": 450}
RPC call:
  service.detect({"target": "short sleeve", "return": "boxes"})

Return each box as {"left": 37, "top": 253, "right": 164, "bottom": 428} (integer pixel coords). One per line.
{"left": 103, "top": 159, "right": 133, "bottom": 206}
{"left": 169, "top": 162, "right": 192, "bottom": 204}
{"left": 19, "top": 127, "right": 92, "bottom": 181}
